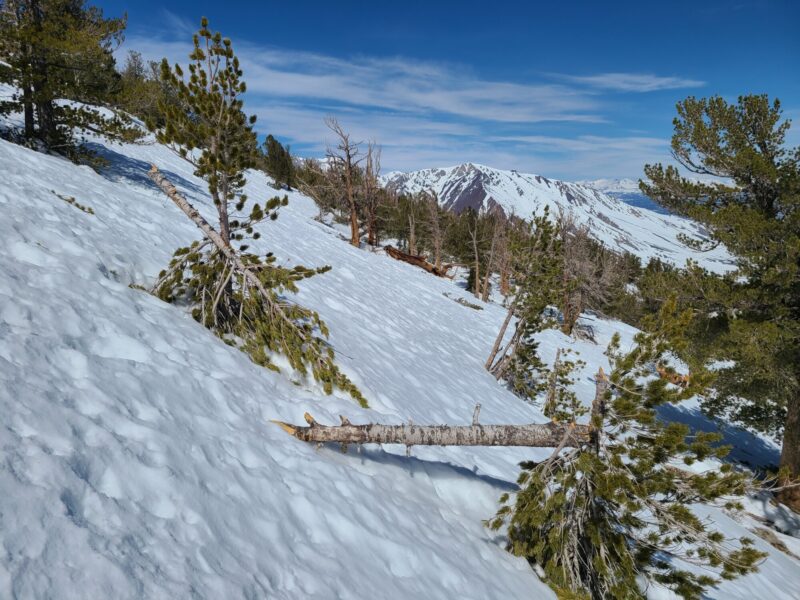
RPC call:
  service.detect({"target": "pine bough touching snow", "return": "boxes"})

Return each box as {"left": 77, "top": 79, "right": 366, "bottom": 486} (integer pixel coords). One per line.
{"left": 147, "top": 19, "right": 365, "bottom": 405}
{"left": 279, "top": 298, "right": 767, "bottom": 599}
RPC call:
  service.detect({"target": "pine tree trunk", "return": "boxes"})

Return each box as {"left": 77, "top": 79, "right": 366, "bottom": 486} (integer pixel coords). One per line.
{"left": 499, "top": 262, "right": 510, "bottom": 296}
{"left": 472, "top": 232, "right": 481, "bottom": 298}
{"left": 345, "top": 162, "right": 359, "bottom": 247}
{"left": 778, "top": 397, "right": 800, "bottom": 511}
{"left": 217, "top": 175, "right": 231, "bottom": 246}
{"left": 20, "top": 41, "right": 34, "bottom": 139}
{"left": 349, "top": 198, "right": 360, "bottom": 247}
{"left": 35, "top": 99, "right": 57, "bottom": 147}
{"left": 485, "top": 296, "right": 519, "bottom": 370}
{"left": 490, "top": 322, "right": 524, "bottom": 380}
{"left": 22, "top": 83, "right": 34, "bottom": 139}
{"left": 366, "top": 209, "right": 377, "bottom": 246}
{"left": 273, "top": 412, "right": 590, "bottom": 448}
{"left": 408, "top": 213, "right": 417, "bottom": 255}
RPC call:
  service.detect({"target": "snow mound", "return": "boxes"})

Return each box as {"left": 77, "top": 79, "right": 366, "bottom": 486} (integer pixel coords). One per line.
{"left": 1, "top": 132, "right": 798, "bottom": 599}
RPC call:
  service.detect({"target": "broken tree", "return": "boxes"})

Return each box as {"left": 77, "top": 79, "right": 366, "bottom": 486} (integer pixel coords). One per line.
{"left": 148, "top": 165, "right": 367, "bottom": 407}
{"left": 274, "top": 299, "right": 768, "bottom": 600}
{"left": 384, "top": 244, "right": 453, "bottom": 278}
{"left": 272, "top": 410, "right": 590, "bottom": 448}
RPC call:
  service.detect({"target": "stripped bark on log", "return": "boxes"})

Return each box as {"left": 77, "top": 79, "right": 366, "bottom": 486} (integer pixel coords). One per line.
{"left": 272, "top": 411, "right": 590, "bottom": 448}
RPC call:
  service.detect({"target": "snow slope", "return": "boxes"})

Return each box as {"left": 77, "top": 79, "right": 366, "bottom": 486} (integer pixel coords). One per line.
{"left": 383, "top": 163, "right": 732, "bottom": 272}
{"left": 1, "top": 131, "right": 798, "bottom": 599}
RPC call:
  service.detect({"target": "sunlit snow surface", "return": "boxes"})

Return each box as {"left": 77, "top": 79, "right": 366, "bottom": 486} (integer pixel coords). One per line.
{"left": 1, "top": 122, "right": 798, "bottom": 598}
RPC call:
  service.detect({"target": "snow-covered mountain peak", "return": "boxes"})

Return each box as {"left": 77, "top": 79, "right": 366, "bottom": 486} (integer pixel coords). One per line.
{"left": 577, "top": 177, "right": 642, "bottom": 194}
{"left": 382, "top": 163, "right": 733, "bottom": 272}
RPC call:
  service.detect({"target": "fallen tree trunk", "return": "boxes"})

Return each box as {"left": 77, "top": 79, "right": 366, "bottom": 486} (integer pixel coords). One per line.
{"left": 384, "top": 245, "right": 453, "bottom": 278}
{"left": 272, "top": 412, "right": 590, "bottom": 447}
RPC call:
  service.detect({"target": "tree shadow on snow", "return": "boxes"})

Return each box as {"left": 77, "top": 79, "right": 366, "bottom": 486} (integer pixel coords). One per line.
{"left": 322, "top": 443, "right": 519, "bottom": 493}
{"left": 657, "top": 403, "right": 780, "bottom": 471}
{"left": 85, "top": 142, "right": 203, "bottom": 195}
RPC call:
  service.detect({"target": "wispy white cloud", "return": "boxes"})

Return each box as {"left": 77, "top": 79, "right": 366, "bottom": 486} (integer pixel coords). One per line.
{"left": 125, "top": 35, "right": 605, "bottom": 125}
{"left": 557, "top": 72, "right": 705, "bottom": 92}
{"left": 121, "top": 21, "right": 693, "bottom": 179}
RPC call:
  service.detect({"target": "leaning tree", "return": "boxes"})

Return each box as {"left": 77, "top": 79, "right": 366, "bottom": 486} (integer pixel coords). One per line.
{"left": 148, "top": 18, "right": 365, "bottom": 406}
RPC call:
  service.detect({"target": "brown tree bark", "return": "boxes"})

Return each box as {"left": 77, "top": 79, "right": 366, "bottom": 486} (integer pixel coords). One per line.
{"left": 273, "top": 412, "right": 590, "bottom": 448}
{"left": 427, "top": 193, "right": 444, "bottom": 272}
{"left": 485, "top": 296, "right": 519, "bottom": 371}
{"left": 408, "top": 211, "right": 417, "bottom": 255}
{"left": 778, "top": 398, "right": 800, "bottom": 511}
{"left": 384, "top": 245, "right": 452, "bottom": 277}
{"left": 364, "top": 142, "right": 381, "bottom": 246}
{"left": 498, "top": 241, "right": 511, "bottom": 297}
{"left": 325, "top": 117, "right": 362, "bottom": 247}
{"left": 470, "top": 224, "right": 481, "bottom": 298}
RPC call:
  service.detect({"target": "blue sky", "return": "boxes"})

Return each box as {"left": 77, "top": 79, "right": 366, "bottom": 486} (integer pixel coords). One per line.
{"left": 99, "top": 0, "right": 799, "bottom": 179}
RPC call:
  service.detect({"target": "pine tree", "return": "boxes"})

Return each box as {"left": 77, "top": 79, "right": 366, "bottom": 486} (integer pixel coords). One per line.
{"left": 641, "top": 95, "right": 800, "bottom": 510}
{"left": 485, "top": 210, "right": 563, "bottom": 398}
{"left": 261, "top": 134, "right": 294, "bottom": 190}
{"left": 0, "top": 0, "right": 140, "bottom": 156}
{"left": 491, "top": 297, "right": 766, "bottom": 599}
{"left": 149, "top": 18, "right": 365, "bottom": 406}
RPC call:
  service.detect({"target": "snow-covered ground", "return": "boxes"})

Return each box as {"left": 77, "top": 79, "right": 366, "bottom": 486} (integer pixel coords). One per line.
{"left": 1, "top": 128, "right": 798, "bottom": 599}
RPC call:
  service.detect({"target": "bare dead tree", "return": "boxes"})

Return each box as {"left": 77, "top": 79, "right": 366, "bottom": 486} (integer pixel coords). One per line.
{"left": 325, "top": 117, "right": 363, "bottom": 247}
{"left": 426, "top": 191, "right": 445, "bottom": 272}
{"left": 480, "top": 216, "right": 507, "bottom": 302}
{"left": 296, "top": 158, "right": 338, "bottom": 221}
{"left": 559, "top": 210, "right": 621, "bottom": 335}
{"left": 363, "top": 142, "right": 381, "bottom": 246}
{"left": 408, "top": 205, "right": 418, "bottom": 255}
{"left": 469, "top": 219, "right": 482, "bottom": 298}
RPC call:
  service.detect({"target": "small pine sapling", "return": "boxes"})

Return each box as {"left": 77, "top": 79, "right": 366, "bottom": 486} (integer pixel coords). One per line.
{"left": 542, "top": 348, "right": 586, "bottom": 423}
{"left": 486, "top": 209, "right": 563, "bottom": 400}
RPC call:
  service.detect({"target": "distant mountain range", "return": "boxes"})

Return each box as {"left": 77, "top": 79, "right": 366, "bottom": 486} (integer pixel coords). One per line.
{"left": 577, "top": 178, "right": 668, "bottom": 214}
{"left": 381, "top": 163, "right": 731, "bottom": 272}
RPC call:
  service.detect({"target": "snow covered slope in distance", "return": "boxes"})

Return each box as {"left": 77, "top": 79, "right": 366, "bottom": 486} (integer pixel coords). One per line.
{"left": 383, "top": 163, "right": 731, "bottom": 272}
{"left": 577, "top": 177, "right": 669, "bottom": 215}
{"left": 1, "top": 130, "right": 798, "bottom": 599}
